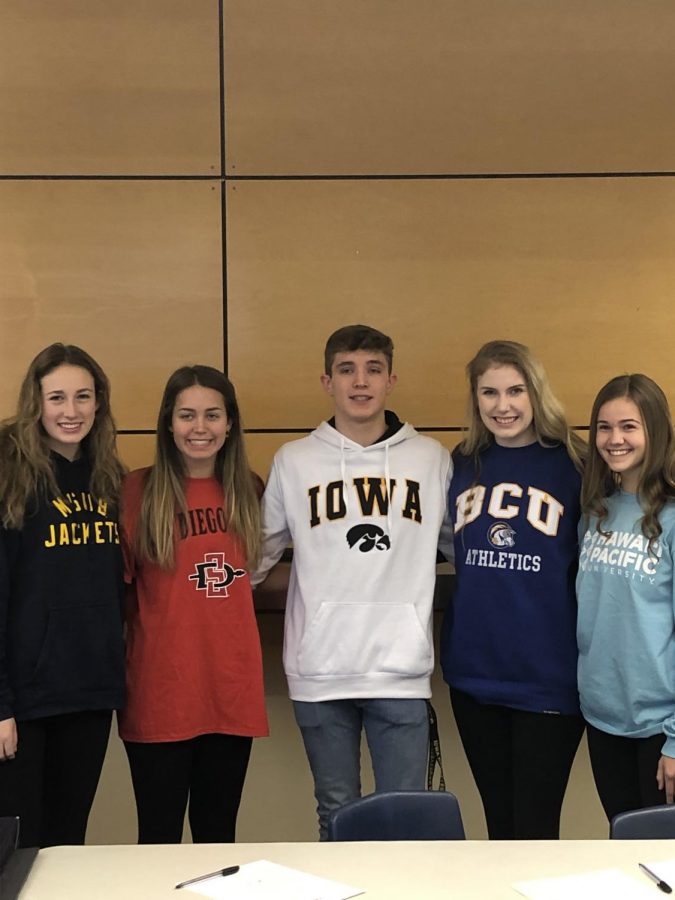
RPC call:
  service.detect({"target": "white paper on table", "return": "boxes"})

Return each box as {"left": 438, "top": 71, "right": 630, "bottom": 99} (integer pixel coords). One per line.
{"left": 512, "top": 867, "right": 656, "bottom": 899}
{"left": 183, "top": 858, "right": 364, "bottom": 900}
{"left": 643, "top": 859, "right": 675, "bottom": 884}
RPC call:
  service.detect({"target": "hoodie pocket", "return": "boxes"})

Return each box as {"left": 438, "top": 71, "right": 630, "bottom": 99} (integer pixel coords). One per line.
{"left": 295, "top": 602, "right": 431, "bottom": 678}
{"left": 31, "top": 604, "right": 125, "bottom": 701}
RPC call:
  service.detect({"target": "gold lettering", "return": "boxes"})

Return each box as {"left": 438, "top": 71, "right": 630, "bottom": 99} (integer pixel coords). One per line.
{"left": 51, "top": 496, "right": 72, "bottom": 518}
{"left": 44, "top": 525, "right": 56, "bottom": 547}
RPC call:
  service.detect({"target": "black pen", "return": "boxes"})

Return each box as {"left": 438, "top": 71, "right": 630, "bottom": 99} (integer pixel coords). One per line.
{"left": 175, "top": 864, "right": 240, "bottom": 890}
{"left": 639, "top": 863, "right": 673, "bottom": 894}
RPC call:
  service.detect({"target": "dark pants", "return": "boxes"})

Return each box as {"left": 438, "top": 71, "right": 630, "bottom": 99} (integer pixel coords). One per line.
{"left": 586, "top": 723, "right": 666, "bottom": 823}
{"left": 0, "top": 710, "right": 112, "bottom": 848}
{"left": 124, "top": 733, "right": 252, "bottom": 844}
{"left": 450, "top": 687, "right": 584, "bottom": 839}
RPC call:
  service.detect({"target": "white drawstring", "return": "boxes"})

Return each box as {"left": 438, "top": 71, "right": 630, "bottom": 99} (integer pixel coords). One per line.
{"left": 384, "top": 441, "right": 392, "bottom": 540}
{"left": 340, "top": 435, "right": 349, "bottom": 516}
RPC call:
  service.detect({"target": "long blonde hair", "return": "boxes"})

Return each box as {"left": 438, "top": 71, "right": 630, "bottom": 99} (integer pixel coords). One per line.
{"left": 135, "top": 365, "right": 261, "bottom": 569}
{"left": 457, "top": 340, "right": 586, "bottom": 473}
{"left": 582, "top": 374, "right": 675, "bottom": 551}
{"left": 0, "top": 343, "right": 123, "bottom": 528}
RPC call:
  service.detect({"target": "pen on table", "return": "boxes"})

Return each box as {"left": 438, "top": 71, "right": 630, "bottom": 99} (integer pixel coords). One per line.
{"left": 639, "top": 863, "right": 673, "bottom": 894}
{"left": 175, "top": 865, "right": 240, "bottom": 890}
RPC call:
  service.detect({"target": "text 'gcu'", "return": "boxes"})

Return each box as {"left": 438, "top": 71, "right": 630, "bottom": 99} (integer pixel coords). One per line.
{"left": 307, "top": 476, "right": 422, "bottom": 527}
{"left": 455, "top": 482, "right": 565, "bottom": 536}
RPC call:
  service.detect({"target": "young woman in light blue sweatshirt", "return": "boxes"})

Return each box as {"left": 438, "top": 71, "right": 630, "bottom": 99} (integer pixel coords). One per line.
{"left": 577, "top": 373, "right": 675, "bottom": 822}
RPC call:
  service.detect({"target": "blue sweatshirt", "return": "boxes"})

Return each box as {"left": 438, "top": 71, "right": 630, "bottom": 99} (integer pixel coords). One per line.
{"left": 440, "top": 441, "right": 582, "bottom": 715}
{"left": 577, "top": 492, "right": 675, "bottom": 756}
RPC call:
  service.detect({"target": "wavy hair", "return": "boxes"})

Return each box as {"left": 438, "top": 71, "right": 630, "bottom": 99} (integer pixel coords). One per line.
{"left": 0, "top": 343, "right": 123, "bottom": 528}
{"left": 136, "top": 365, "right": 261, "bottom": 569}
{"left": 582, "top": 374, "right": 675, "bottom": 551}
{"left": 456, "top": 340, "right": 585, "bottom": 475}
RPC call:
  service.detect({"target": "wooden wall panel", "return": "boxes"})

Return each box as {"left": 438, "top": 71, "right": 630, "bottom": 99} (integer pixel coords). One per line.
{"left": 227, "top": 178, "right": 675, "bottom": 430}
{"left": 0, "top": 0, "right": 220, "bottom": 175}
{"left": 0, "top": 181, "right": 223, "bottom": 427}
{"left": 225, "top": 0, "right": 675, "bottom": 175}
{"left": 117, "top": 434, "right": 155, "bottom": 473}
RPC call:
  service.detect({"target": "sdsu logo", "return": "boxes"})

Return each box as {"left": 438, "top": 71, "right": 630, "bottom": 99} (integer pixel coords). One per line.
{"left": 346, "top": 524, "right": 391, "bottom": 553}
{"left": 487, "top": 522, "right": 516, "bottom": 548}
{"left": 188, "top": 552, "right": 246, "bottom": 598}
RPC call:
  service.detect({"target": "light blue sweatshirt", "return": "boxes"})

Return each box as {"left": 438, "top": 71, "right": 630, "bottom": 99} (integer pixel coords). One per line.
{"left": 577, "top": 492, "right": 675, "bottom": 756}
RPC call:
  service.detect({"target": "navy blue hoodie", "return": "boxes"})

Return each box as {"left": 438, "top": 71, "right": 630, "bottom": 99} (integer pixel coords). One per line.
{"left": 0, "top": 453, "right": 125, "bottom": 721}
{"left": 440, "top": 441, "right": 581, "bottom": 715}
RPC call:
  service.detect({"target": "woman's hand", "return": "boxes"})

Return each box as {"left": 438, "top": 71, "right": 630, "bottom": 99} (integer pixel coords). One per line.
{"left": 657, "top": 755, "right": 675, "bottom": 803}
{"left": 0, "top": 718, "right": 17, "bottom": 761}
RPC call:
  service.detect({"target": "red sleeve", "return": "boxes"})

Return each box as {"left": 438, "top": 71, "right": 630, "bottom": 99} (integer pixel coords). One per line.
{"left": 120, "top": 468, "right": 149, "bottom": 585}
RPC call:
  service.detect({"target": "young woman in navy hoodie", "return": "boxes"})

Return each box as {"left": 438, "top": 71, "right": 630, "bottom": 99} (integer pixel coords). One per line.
{"left": 0, "top": 344, "right": 125, "bottom": 848}
{"left": 440, "top": 340, "right": 586, "bottom": 839}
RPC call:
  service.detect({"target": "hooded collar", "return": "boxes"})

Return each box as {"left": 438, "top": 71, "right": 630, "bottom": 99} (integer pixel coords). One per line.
{"left": 320, "top": 409, "right": 412, "bottom": 450}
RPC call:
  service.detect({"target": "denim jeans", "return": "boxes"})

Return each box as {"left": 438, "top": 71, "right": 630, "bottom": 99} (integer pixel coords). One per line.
{"left": 293, "top": 697, "right": 429, "bottom": 839}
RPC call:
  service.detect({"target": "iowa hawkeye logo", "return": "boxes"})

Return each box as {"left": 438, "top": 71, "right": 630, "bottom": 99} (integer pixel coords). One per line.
{"left": 188, "top": 552, "right": 246, "bottom": 598}
{"left": 346, "top": 523, "right": 391, "bottom": 552}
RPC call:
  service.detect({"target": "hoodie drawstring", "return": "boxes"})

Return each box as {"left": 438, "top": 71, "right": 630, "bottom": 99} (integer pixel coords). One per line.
{"left": 340, "top": 435, "right": 350, "bottom": 517}
{"left": 384, "top": 441, "right": 393, "bottom": 539}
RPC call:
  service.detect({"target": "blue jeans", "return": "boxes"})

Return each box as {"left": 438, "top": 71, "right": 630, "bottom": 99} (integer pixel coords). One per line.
{"left": 293, "top": 698, "right": 429, "bottom": 839}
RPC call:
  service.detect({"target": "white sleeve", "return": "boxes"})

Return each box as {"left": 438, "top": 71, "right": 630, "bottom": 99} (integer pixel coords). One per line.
{"left": 251, "top": 458, "right": 292, "bottom": 587}
{"left": 437, "top": 451, "right": 454, "bottom": 565}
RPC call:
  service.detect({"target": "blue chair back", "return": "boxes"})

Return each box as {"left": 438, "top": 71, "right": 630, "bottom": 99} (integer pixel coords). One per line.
{"left": 611, "top": 804, "right": 675, "bottom": 839}
{"left": 326, "top": 790, "right": 465, "bottom": 841}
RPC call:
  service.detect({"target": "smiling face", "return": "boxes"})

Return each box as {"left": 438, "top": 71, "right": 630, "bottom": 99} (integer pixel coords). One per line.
{"left": 476, "top": 364, "right": 535, "bottom": 448}
{"left": 320, "top": 349, "right": 396, "bottom": 438}
{"left": 40, "top": 364, "right": 97, "bottom": 460}
{"left": 595, "top": 396, "right": 646, "bottom": 493}
{"left": 171, "top": 385, "right": 230, "bottom": 477}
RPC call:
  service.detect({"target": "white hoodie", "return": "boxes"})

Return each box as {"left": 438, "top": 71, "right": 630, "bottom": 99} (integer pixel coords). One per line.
{"left": 254, "top": 417, "right": 452, "bottom": 701}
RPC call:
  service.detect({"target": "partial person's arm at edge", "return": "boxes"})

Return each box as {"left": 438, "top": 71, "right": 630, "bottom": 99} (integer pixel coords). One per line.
{"left": 0, "top": 529, "right": 17, "bottom": 759}
{"left": 251, "top": 460, "right": 292, "bottom": 588}
{"left": 656, "top": 523, "right": 675, "bottom": 802}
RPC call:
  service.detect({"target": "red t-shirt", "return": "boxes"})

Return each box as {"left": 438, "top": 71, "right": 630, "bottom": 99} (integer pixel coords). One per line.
{"left": 118, "top": 468, "right": 268, "bottom": 742}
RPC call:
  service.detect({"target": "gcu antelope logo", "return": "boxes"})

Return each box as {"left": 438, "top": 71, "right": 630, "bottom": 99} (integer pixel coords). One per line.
{"left": 488, "top": 522, "right": 516, "bottom": 548}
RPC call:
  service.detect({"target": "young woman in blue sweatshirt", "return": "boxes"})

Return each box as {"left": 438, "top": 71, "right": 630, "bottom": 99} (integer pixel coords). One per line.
{"left": 0, "top": 344, "right": 125, "bottom": 847}
{"left": 577, "top": 374, "right": 675, "bottom": 821}
{"left": 440, "top": 340, "right": 586, "bottom": 839}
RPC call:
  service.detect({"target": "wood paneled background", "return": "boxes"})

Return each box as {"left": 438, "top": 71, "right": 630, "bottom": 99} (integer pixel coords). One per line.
{"left": 2, "top": 0, "right": 674, "bottom": 843}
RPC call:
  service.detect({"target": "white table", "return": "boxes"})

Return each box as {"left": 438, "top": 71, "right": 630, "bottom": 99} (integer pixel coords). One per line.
{"left": 19, "top": 839, "right": 675, "bottom": 899}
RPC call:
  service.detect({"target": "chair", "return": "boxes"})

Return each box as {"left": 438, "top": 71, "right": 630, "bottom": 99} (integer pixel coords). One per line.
{"left": 326, "top": 790, "right": 465, "bottom": 841}
{"left": 610, "top": 804, "right": 675, "bottom": 839}
{"left": 0, "top": 817, "right": 38, "bottom": 900}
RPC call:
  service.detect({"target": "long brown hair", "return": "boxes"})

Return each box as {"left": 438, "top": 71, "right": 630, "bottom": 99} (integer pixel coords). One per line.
{"left": 456, "top": 340, "right": 585, "bottom": 474}
{"left": 0, "top": 343, "right": 123, "bottom": 528}
{"left": 582, "top": 374, "right": 675, "bottom": 550}
{"left": 135, "top": 365, "right": 261, "bottom": 569}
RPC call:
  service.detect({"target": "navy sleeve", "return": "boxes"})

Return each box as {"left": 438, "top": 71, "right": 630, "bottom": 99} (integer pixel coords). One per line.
{"left": 0, "top": 529, "right": 14, "bottom": 720}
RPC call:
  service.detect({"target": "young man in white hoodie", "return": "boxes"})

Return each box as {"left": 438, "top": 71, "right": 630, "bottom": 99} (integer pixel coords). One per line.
{"left": 253, "top": 324, "right": 452, "bottom": 839}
